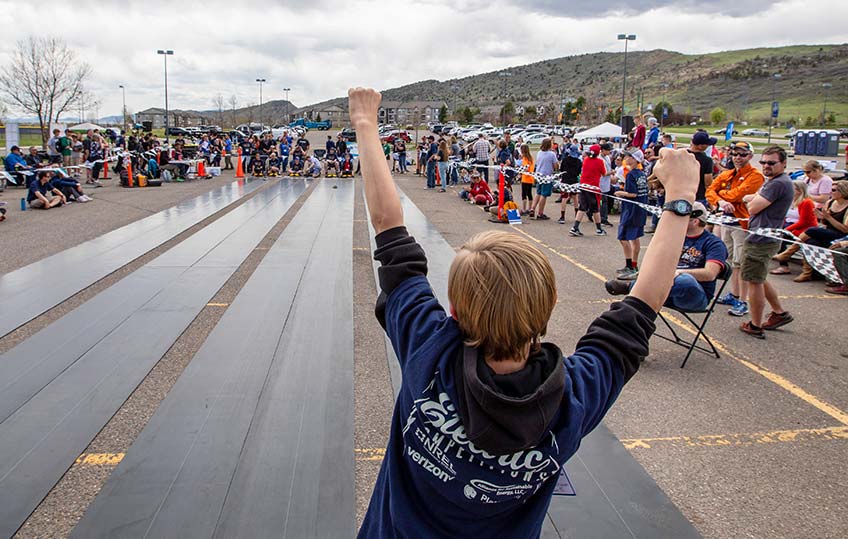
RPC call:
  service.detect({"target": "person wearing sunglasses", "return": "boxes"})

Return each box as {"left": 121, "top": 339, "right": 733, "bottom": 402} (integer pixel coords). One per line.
{"left": 738, "top": 145, "right": 795, "bottom": 338}
{"left": 704, "top": 141, "right": 765, "bottom": 316}
{"left": 605, "top": 201, "right": 728, "bottom": 311}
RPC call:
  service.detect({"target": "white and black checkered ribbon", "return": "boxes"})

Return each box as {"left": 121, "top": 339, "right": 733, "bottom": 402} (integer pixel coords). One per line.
{"left": 752, "top": 228, "right": 843, "bottom": 284}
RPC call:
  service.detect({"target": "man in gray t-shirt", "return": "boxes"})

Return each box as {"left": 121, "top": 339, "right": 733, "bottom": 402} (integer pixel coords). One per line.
{"left": 739, "top": 146, "right": 795, "bottom": 338}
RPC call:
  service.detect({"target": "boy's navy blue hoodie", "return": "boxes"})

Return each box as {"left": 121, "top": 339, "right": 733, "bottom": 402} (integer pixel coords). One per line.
{"left": 358, "top": 227, "right": 657, "bottom": 539}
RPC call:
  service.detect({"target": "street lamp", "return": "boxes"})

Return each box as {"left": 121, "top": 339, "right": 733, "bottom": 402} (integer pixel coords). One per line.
{"left": 256, "top": 78, "right": 266, "bottom": 129}
{"left": 283, "top": 87, "right": 291, "bottom": 124}
{"left": 157, "top": 49, "right": 174, "bottom": 144}
{"left": 118, "top": 84, "right": 127, "bottom": 133}
{"left": 822, "top": 82, "right": 832, "bottom": 126}
{"left": 617, "top": 34, "right": 636, "bottom": 146}
{"left": 660, "top": 82, "right": 669, "bottom": 131}
{"left": 768, "top": 73, "right": 781, "bottom": 144}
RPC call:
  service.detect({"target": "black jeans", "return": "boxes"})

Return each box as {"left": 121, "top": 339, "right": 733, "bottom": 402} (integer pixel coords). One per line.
{"left": 476, "top": 159, "right": 489, "bottom": 182}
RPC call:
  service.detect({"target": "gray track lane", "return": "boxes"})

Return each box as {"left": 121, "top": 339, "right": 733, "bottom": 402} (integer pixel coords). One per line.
{"left": 0, "top": 177, "right": 265, "bottom": 338}
{"left": 71, "top": 180, "right": 355, "bottom": 539}
{"left": 365, "top": 187, "right": 700, "bottom": 539}
{"left": 0, "top": 179, "right": 306, "bottom": 539}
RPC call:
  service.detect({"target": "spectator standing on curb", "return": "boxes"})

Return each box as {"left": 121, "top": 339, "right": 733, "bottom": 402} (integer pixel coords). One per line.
{"left": 705, "top": 141, "right": 764, "bottom": 316}
{"left": 425, "top": 136, "right": 438, "bottom": 189}
{"left": 569, "top": 144, "right": 607, "bottom": 235}
{"left": 738, "top": 146, "right": 795, "bottom": 338}
{"left": 630, "top": 115, "right": 645, "bottom": 149}
{"left": 47, "top": 129, "right": 62, "bottom": 164}
{"left": 613, "top": 149, "right": 649, "bottom": 279}
{"left": 59, "top": 130, "right": 73, "bottom": 167}
{"left": 643, "top": 117, "right": 659, "bottom": 150}
{"left": 530, "top": 138, "right": 557, "bottom": 220}
{"left": 599, "top": 143, "right": 614, "bottom": 227}
{"left": 688, "top": 131, "right": 715, "bottom": 205}
{"left": 473, "top": 133, "right": 491, "bottom": 183}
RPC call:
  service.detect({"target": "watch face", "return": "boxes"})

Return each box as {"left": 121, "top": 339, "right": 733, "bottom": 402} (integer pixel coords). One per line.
{"left": 674, "top": 200, "right": 689, "bottom": 214}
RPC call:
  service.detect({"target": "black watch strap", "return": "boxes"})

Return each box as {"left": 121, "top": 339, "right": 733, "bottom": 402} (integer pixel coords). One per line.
{"left": 662, "top": 199, "right": 693, "bottom": 216}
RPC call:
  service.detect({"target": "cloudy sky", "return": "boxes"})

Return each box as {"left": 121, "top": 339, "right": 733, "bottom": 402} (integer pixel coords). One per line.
{"left": 1, "top": 0, "right": 844, "bottom": 118}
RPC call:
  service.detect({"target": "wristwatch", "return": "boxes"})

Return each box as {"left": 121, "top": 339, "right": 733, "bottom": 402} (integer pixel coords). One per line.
{"left": 662, "top": 199, "right": 693, "bottom": 217}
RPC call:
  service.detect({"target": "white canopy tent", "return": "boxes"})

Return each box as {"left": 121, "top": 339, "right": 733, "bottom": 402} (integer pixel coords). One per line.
{"left": 68, "top": 122, "right": 106, "bottom": 131}
{"left": 573, "top": 122, "right": 623, "bottom": 141}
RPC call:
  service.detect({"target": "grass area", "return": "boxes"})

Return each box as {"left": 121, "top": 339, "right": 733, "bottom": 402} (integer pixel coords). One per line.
{"left": 0, "top": 134, "right": 45, "bottom": 155}
{"left": 703, "top": 44, "right": 839, "bottom": 67}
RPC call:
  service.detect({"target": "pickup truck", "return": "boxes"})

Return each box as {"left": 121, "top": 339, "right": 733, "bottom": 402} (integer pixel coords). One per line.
{"left": 289, "top": 118, "right": 333, "bottom": 130}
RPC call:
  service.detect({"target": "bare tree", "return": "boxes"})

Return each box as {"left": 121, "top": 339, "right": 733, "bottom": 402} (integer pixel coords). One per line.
{"left": 228, "top": 95, "right": 238, "bottom": 128}
{"left": 0, "top": 36, "right": 90, "bottom": 144}
{"left": 212, "top": 93, "right": 225, "bottom": 127}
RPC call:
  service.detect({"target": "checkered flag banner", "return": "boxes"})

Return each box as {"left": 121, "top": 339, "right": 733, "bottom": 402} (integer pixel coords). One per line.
{"left": 705, "top": 213, "right": 742, "bottom": 226}
{"left": 753, "top": 228, "right": 843, "bottom": 284}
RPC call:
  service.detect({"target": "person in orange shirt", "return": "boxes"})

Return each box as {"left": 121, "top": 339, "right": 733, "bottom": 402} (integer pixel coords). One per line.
{"left": 518, "top": 143, "right": 535, "bottom": 215}
{"left": 704, "top": 141, "right": 765, "bottom": 316}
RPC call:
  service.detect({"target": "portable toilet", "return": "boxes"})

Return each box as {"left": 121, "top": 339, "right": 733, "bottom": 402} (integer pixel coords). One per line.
{"left": 825, "top": 130, "right": 840, "bottom": 157}
{"left": 816, "top": 131, "right": 829, "bottom": 156}
{"left": 794, "top": 130, "right": 808, "bottom": 154}
{"left": 806, "top": 131, "right": 818, "bottom": 156}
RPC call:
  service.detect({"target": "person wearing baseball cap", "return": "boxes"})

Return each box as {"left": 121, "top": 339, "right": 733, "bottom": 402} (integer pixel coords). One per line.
{"left": 605, "top": 200, "right": 729, "bottom": 312}
{"left": 704, "top": 139, "right": 764, "bottom": 316}
{"left": 689, "top": 131, "right": 716, "bottom": 203}
{"left": 569, "top": 143, "right": 608, "bottom": 236}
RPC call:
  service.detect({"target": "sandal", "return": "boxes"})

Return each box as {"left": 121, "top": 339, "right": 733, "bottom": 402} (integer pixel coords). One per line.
{"left": 769, "top": 266, "right": 791, "bottom": 275}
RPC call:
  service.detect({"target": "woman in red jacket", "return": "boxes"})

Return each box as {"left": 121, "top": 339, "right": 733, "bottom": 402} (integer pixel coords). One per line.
{"left": 771, "top": 180, "right": 817, "bottom": 275}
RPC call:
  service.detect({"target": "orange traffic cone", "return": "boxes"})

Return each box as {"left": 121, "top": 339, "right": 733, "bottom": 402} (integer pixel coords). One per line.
{"left": 101, "top": 160, "right": 110, "bottom": 179}
{"left": 156, "top": 151, "right": 161, "bottom": 165}
{"left": 235, "top": 148, "right": 244, "bottom": 178}
{"left": 197, "top": 160, "right": 206, "bottom": 178}
{"left": 435, "top": 165, "right": 442, "bottom": 187}
{"left": 126, "top": 159, "right": 133, "bottom": 187}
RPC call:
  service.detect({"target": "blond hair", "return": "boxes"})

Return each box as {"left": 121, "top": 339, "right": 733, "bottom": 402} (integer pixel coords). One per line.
{"left": 448, "top": 231, "right": 556, "bottom": 361}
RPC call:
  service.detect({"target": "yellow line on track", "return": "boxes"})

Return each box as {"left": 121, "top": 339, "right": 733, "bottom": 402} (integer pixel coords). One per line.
{"left": 206, "top": 302, "right": 229, "bottom": 307}
{"left": 512, "top": 227, "right": 848, "bottom": 427}
{"left": 75, "top": 453, "right": 125, "bottom": 466}
{"left": 622, "top": 426, "right": 848, "bottom": 450}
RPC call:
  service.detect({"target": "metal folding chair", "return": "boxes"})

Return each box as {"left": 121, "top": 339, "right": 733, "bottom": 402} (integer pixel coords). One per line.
{"left": 656, "top": 265, "right": 732, "bottom": 368}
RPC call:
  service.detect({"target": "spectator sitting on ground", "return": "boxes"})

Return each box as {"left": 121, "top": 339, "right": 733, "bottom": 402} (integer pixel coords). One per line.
{"left": 51, "top": 170, "right": 91, "bottom": 202}
{"left": 267, "top": 152, "right": 283, "bottom": 176}
{"left": 351, "top": 86, "right": 702, "bottom": 539}
{"left": 324, "top": 147, "right": 340, "bottom": 176}
{"left": 28, "top": 170, "right": 66, "bottom": 209}
{"left": 250, "top": 152, "right": 265, "bottom": 176}
{"left": 460, "top": 170, "right": 493, "bottom": 205}
{"left": 606, "top": 201, "right": 728, "bottom": 311}
{"left": 3, "top": 146, "right": 33, "bottom": 186}
{"left": 305, "top": 154, "right": 322, "bottom": 177}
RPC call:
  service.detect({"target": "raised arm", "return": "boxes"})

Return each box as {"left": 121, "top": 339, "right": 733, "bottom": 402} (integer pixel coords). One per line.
{"left": 349, "top": 87, "right": 404, "bottom": 234}
{"left": 629, "top": 148, "right": 700, "bottom": 311}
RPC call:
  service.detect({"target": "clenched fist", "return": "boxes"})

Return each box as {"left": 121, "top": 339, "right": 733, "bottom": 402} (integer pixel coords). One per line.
{"left": 348, "top": 87, "right": 382, "bottom": 130}
{"left": 651, "top": 148, "right": 699, "bottom": 202}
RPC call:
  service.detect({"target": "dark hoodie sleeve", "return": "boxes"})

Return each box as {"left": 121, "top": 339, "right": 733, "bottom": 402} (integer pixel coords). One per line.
{"left": 565, "top": 296, "right": 657, "bottom": 437}
{"left": 373, "top": 226, "right": 428, "bottom": 328}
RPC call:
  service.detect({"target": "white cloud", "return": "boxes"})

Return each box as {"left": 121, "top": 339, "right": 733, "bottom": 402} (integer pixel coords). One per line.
{"left": 0, "top": 0, "right": 843, "bottom": 118}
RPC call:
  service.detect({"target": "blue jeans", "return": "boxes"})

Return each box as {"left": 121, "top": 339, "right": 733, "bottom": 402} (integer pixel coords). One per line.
{"left": 664, "top": 273, "right": 709, "bottom": 311}
{"left": 437, "top": 162, "right": 448, "bottom": 187}
{"left": 426, "top": 160, "right": 436, "bottom": 188}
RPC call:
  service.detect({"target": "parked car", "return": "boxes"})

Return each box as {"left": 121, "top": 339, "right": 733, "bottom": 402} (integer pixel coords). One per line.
{"left": 381, "top": 130, "right": 411, "bottom": 143}
{"left": 741, "top": 128, "right": 769, "bottom": 137}
{"left": 431, "top": 124, "right": 444, "bottom": 134}
{"left": 339, "top": 127, "right": 357, "bottom": 141}
{"left": 713, "top": 127, "right": 739, "bottom": 135}
{"left": 523, "top": 133, "right": 549, "bottom": 144}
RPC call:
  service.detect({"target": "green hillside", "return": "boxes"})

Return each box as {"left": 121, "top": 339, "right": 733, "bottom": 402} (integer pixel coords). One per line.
{"left": 296, "top": 44, "right": 847, "bottom": 127}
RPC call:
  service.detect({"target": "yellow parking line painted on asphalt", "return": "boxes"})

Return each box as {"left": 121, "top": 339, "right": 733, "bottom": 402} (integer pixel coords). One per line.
{"left": 75, "top": 453, "right": 125, "bottom": 466}
{"left": 352, "top": 247, "right": 370, "bottom": 251}
{"left": 355, "top": 448, "right": 386, "bottom": 461}
{"left": 622, "top": 426, "right": 848, "bottom": 450}
{"left": 513, "top": 227, "right": 848, "bottom": 427}
{"left": 206, "top": 302, "right": 230, "bottom": 307}
{"left": 778, "top": 294, "right": 844, "bottom": 300}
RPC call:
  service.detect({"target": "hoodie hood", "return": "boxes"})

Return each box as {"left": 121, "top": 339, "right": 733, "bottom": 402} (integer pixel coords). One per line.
{"left": 453, "top": 343, "right": 565, "bottom": 455}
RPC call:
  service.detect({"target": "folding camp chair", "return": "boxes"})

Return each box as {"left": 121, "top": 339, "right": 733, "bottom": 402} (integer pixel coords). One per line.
{"left": 656, "top": 265, "right": 732, "bottom": 368}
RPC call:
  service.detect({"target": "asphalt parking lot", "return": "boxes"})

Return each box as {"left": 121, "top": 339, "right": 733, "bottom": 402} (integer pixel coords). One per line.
{"left": 1, "top": 129, "right": 845, "bottom": 538}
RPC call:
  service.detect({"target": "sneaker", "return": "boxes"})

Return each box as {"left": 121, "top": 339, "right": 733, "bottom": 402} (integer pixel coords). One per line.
{"left": 762, "top": 311, "right": 794, "bottom": 331}
{"left": 728, "top": 300, "right": 749, "bottom": 317}
{"left": 739, "top": 321, "right": 765, "bottom": 339}
{"left": 536, "top": 214, "right": 550, "bottom": 220}
{"left": 605, "top": 279, "right": 631, "bottom": 296}
{"left": 619, "top": 268, "right": 639, "bottom": 281}
{"left": 825, "top": 285, "right": 848, "bottom": 295}
{"left": 557, "top": 217, "right": 565, "bottom": 224}
{"left": 600, "top": 221, "right": 614, "bottom": 227}
{"left": 569, "top": 228, "right": 583, "bottom": 237}
{"left": 595, "top": 228, "right": 607, "bottom": 236}
{"left": 529, "top": 210, "right": 535, "bottom": 217}
{"left": 715, "top": 292, "right": 738, "bottom": 305}
{"left": 615, "top": 266, "right": 631, "bottom": 277}
{"left": 438, "top": 188, "right": 446, "bottom": 192}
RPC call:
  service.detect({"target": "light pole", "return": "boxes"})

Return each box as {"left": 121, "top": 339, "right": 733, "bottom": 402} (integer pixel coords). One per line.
{"left": 768, "top": 73, "right": 781, "bottom": 144}
{"left": 118, "top": 84, "right": 127, "bottom": 133}
{"left": 617, "top": 34, "right": 636, "bottom": 145}
{"left": 283, "top": 87, "right": 291, "bottom": 124}
{"left": 157, "top": 49, "right": 174, "bottom": 144}
{"left": 821, "top": 82, "right": 832, "bottom": 126}
{"left": 660, "top": 83, "right": 669, "bottom": 131}
{"left": 256, "top": 78, "right": 266, "bottom": 130}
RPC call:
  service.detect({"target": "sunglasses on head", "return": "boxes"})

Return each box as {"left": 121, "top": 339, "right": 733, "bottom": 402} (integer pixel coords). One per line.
{"left": 759, "top": 160, "right": 780, "bottom": 166}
